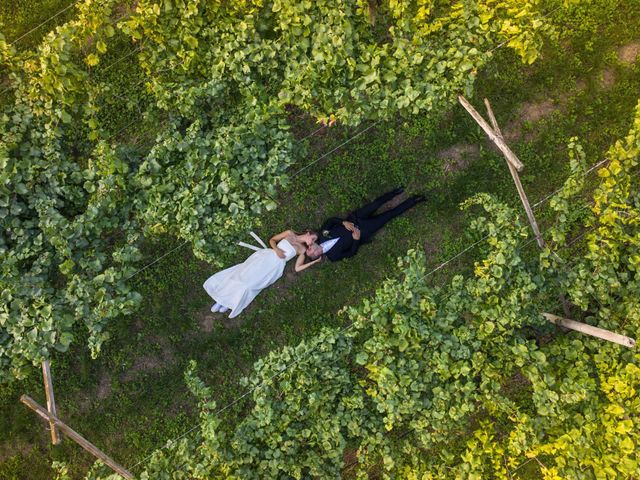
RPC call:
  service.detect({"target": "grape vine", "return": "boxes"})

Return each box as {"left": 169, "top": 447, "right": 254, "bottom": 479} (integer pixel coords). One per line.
{"left": 1, "top": 0, "right": 553, "bottom": 379}
{"left": 78, "top": 102, "right": 639, "bottom": 480}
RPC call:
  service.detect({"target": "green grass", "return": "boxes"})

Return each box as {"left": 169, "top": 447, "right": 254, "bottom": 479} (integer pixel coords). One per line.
{"left": 2, "top": 1, "right": 640, "bottom": 478}
{"left": 0, "top": 0, "right": 76, "bottom": 49}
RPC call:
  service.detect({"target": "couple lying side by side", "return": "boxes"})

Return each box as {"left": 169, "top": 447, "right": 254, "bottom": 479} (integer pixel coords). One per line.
{"left": 203, "top": 187, "right": 424, "bottom": 318}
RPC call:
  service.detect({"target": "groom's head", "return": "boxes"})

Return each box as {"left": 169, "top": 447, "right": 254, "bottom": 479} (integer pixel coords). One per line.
{"left": 306, "top": 243, "right": 323, "bottom": 261}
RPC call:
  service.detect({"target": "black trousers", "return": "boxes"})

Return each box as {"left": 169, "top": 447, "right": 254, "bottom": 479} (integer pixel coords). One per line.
{"left": 348, "top": 189, "right": 417, "bottom": 242}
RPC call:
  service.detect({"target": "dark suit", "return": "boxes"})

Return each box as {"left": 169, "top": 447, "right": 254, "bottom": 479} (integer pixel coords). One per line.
{"left": 318, "top": 189, "right": 420, "bottom": 262}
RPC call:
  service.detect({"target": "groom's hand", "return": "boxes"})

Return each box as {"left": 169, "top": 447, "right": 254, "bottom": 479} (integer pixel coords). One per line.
{"left": 342, "top": 221, "right": 360, "bottom": 240}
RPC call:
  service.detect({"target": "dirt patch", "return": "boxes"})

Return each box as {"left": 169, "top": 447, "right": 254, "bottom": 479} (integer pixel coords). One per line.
{"left": 518, "top": 99, "right": 557, "bottom": 124}
{"left": 96, "top": 372, "right": 113, "bottom": 400}
{"left": 600, "top": 68, "right": 616, "bottom": 89}
{"left": 195, "top": 304, "right": 246, "bottom": 332}
{"left": 198, "top": 310, "right": 217, "bottom": 332}
{"left": 575, "top": 78, "right": 587, "bottom": 91}
{"left": 220, "top": 316, "right": 244, "bottom": 330}
{"left": 618, "top": 41, "right": 640, "bottom": 64}
{"left": 0, "top": 439, "right": 34, "bottom": 463}
{"left": 167, "top": 396, "right": 196, "bottom": 418}
{"left": 438, "top": 144, "right": 480, "bottom": 173}
{"left": 121, "top": 336, "right": 175, "bottom": 382}
{"left": 423, "top": 231, "right": 442, "bottom": 258}
{"left": 73, "top": 370, "right": 112, "bottom": 413}
{"left": 502, "top": 98, "right": 561, "bottom": 143}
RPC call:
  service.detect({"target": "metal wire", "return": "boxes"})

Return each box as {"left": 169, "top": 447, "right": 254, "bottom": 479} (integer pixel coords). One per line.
{"left": 8, "top": 1, "right": 77, "bottom": 45}
{"left": 126, "top": 159, "right": 611, "bottom": 472}
{"left": 289, "top": 121, "right": 382, "bottom": 178}
{"left": 4, "top": 2, "right": 584, "bottom": 473}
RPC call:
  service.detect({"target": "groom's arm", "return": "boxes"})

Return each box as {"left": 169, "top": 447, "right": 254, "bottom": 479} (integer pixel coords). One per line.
{"left": 327, "top": 237, "right": 360, "bottom": 261}
{"left": 342, "top": 238, "right": 360, "bottom": 259}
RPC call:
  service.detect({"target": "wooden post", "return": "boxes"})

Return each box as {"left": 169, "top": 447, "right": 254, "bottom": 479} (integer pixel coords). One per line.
{"left": 543, "top": 313, "right": 636, "bottom": 348}
{"left": 460, "top": 96, "right": 571, "bottom": 315}
{"left": 20, "top": 395, "right": 133, "bottom": 479}
{"left": 481, "top": 98, "right": 546, "bottom": 248}
{"left": 41, "top": 360, "right": 61, "bottom": 444}
{"left": 458, "top": 95, "right": 524, "bottom": 171}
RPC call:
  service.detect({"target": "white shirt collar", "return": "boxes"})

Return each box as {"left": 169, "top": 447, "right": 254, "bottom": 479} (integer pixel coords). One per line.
{"left": 320, "top": 238, "right": 339, "bottom": 254}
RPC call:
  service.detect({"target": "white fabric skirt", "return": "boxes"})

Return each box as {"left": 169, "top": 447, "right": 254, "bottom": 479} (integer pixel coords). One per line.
{"left": 203, "top": 248, "right": 287, "bottom": 318}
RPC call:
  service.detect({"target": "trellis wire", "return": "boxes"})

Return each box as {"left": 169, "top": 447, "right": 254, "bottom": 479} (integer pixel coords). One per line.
{"left": 6, "top": 2, "right": 584, "bottom": 473}
{"left": 342, "top": 232, "right": 614, "bottom": 478}
{"left": 123, "top": 13, "right": 584, "bottom": 471}
{"left": 124, "top": 240, "right": 191, "bottom": 282}
{"left": 100, "top": 43, "right": 146, "bottom": 73}
{"left": 127, "top": 158, "right": 610, "bottom": 472}
{"left": 289, "top": 120, "right": 382, "bottom": 178}
{"left": 8, "top": 1, "right": 77, "bottom": 45}
{"left": 416, "top": 158, "right": 609, "bottom": 283}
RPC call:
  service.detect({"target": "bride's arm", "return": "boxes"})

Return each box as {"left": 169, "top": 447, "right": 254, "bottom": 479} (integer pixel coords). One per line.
{"left": 270, "top": 230, "right": 292, "bottom": 258}
{"left": 295, "top": 253, "right": 321, "bottom": 272}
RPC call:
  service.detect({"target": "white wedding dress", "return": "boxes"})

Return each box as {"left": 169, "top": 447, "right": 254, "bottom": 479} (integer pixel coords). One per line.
{"left": 203, "top": 239, "right": 297, "bottom": 318}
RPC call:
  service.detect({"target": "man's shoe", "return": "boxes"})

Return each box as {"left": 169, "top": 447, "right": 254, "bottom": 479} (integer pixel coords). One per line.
{"left": 412, "top": 194, "right": 426, "bottom": 204}
{"left": 391, "top": 186, "right": 405, "bottom": 196}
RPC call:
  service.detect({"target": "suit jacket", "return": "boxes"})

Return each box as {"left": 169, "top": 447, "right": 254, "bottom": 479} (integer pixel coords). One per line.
{"left": 318, "top": 217, "right": 361, "bottom": 262}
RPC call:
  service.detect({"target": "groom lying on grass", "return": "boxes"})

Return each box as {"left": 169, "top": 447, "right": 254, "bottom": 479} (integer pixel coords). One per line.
{"left": 306, "top": 187, "right": 425, "bottom": 262}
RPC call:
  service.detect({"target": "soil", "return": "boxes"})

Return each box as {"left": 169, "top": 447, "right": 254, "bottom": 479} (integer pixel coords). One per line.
{"left": 423, "top": 231, "right": 442, "bottom": 258}
{"left": 600, "top": 68, "right": 616, "bottom": 89}
{"left": 199, "top": 312, "right": 216, "bottom": 333}
{"left": 502, "top": 98, "right": 561, "bottom": 143}
{"left": 575, "top": 78, "right": 587, "bottom": 91}
{"left": 518, "top": 99, "right": 557, "bottom": 124}
{"left": 618, "top": 41, "right": 640, "bottom": 64}
{"left": 0, "top": 439, "right": 34, "bottom": 463}
{"left": 196, "top": 304, "right": 245, "bottom": 331}
{"left": 121, "top": 336, "right": 176, "bottom": 382}
{"left": 96, "top": 371, "right": 113, "bottom": 400}
{"left": 438, "top": 144, "right": 481, "bottom": 173}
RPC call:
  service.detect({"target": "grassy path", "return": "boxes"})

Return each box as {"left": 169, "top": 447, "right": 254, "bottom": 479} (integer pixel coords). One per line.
{"left": 2, "top": 2, "right": 640, "bottom": 478}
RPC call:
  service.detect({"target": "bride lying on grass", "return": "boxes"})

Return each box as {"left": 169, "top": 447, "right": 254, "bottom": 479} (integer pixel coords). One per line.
{"left": 203, "top": 230, "right": 321, "bottom": 318}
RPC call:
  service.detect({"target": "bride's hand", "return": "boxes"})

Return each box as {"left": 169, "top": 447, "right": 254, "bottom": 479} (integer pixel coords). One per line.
{"left": 274, "top": 247, "right": 286, "bottom": 259}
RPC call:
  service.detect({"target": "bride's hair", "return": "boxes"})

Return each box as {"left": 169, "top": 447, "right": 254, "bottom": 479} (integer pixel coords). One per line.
{"left": 304, "top": 253, "right": 322, "bottom": 265}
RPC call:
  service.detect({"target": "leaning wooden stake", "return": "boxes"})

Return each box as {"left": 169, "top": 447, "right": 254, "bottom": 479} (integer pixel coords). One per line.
{"left": 458, "top": 96, "right": 631, "bottom": 343}
{"left": 41, "top": 360, "right": 61, "bottom": 444}
{"left": 459, "top": 95, "right": 570, "bottom": 314}
{"left": 482, "top": 99, "right": 545, "bottom": 248}
{"left": 458, "top": 95, "right": 524, "bottom": 171}
{"left": 20, "top": 395, "right": 133, "bottom": 479}
{"left": 543, "top": 313, "right": 636, "bottom": 348}
{"left": 459, "top": 95, "right": 544, "bottom": 247}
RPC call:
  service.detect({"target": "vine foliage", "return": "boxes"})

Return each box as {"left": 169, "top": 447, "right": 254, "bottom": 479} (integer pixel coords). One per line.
{"left": 82, "top": 103, "right": 639, "bottom": 479}
{"left": 1, "top": 1, "right": 551, "bottom": 379}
